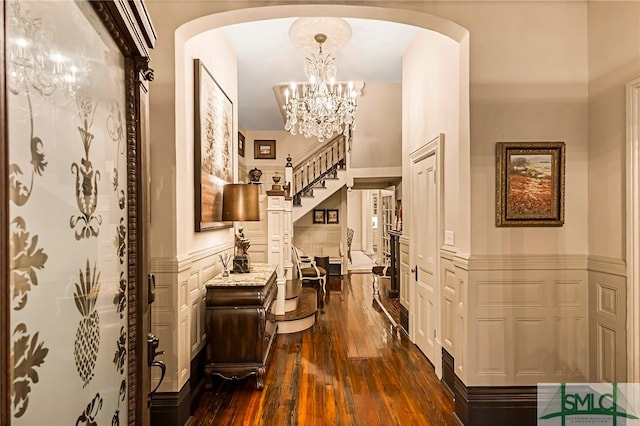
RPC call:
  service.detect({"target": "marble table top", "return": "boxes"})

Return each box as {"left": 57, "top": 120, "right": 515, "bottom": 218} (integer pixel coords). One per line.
{"left": 205, "top": 263, "right": 277, "bottom": 287}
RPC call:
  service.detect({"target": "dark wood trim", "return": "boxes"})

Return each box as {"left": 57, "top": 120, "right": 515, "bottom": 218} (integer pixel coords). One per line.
{"left": 453, "top": 374, "right": 537, "bottom": 426}
{"left": 441, "top": 348, "right": 455, "bottom": 398}
{"left": 189, "top": 347, "right": 207, "bottom": 415}
{"left": 87, "top": 3, "right": 156, "bottom": 425}
{"left": 150, "top": 381, "right": 192, "bottom": 426}
{"left": 400, "top": 304, "right": 409, "bottom": 333}
{"left": 1, "top": 1, "right": 9, "bottom": 424}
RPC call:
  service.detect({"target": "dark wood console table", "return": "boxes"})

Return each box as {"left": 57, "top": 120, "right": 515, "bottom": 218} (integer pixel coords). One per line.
{"left": 204, "top": 263, "right": 278, "bottom": 389}
{"left": 388, "top": 230, "right": 402, "bottom": 298}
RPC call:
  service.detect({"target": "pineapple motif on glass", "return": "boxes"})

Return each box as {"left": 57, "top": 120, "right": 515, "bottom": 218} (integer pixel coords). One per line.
{"left": 73, "top": 259, "right": 101, "bottom": 387}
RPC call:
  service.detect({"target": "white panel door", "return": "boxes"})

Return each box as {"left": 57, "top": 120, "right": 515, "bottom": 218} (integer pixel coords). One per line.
{"left": 412, "top": 153, "right": 438, "bottom": 362}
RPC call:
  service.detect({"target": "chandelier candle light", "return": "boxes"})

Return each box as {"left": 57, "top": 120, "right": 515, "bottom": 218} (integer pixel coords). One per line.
{"left": 284, "top": 33, "right": 358, "bottom": 143}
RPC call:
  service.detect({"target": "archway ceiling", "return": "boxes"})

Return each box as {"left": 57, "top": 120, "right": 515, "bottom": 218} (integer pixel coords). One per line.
{"left": 222, "top": 17, "right": 420, "bottom": 131}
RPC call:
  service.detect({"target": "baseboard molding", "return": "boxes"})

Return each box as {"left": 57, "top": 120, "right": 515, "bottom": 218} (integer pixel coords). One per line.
{"left": 190, "top": 347, "right": 207, "bottom": 414}
{"left": 453, "top": 375, "right": 537, "bottom": 426}
{"left": 400, "top": 304, "right": 409, "bottom": 334}
{"left": 150, "top": 380, "right": 191, "bottom": 426}
{"left": 441, "top": 348, "right": 455, "bottom": 398}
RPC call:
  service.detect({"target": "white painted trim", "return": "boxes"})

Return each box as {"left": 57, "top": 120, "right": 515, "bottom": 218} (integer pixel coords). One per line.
{"left": 467, "top": 254, "right": 588, "bottom": 271}
{"left": 276, "top": 314, "right": 316, "bottom": 334}
{"left": 151, "top": 241, "right": 234, "bottom": 273}
{"left": 626, "top": 77, "right": 640, "bottom": 383}
{"left": 409, "top": 133, "right": 445, "bottom": 378}
{"left": 588, "top": 255, "right": 627, "bottom": 277}
{"left": 453, "top": 253, "right": 623, "bottom": 276}
{"left": 439, "top": 246, "right": 457, "bottom": 261}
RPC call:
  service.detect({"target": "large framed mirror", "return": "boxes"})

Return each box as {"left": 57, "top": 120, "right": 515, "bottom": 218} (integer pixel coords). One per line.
{"left": 1, "top": 1, "right": 155, "bottom": 424}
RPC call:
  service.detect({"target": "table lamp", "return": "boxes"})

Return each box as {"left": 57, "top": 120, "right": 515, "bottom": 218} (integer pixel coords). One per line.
{"left": 222, "top": 183, "right": 260, "bottom": 273}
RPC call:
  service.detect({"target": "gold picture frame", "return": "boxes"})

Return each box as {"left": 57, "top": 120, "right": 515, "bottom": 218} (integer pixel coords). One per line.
{"left": 496, "top": 141, "right": 565, "bottom": 227}
{"left": 194, "top": 58, "right": 233, "bottom": 231}
{"left": 254, "top": 139, "right": 276, "bottom": 159}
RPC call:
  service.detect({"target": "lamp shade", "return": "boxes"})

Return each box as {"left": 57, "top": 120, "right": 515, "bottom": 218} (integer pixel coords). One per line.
{"left": 221, "top": 184, "right": 260, "bottom": 221}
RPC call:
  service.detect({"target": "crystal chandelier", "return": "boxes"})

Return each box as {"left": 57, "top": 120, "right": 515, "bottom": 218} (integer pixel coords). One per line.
{"left": 284, "top": 33, "right": 358, "bottom": 143}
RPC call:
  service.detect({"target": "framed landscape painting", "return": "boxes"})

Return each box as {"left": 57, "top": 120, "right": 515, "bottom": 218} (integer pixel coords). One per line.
{"left": 194, "top": 58, "right": 233, "bottom": 231}
{"left": 254, "top": 139, "right": 276, "bottom": 159}
{"left": 495, "top": 142, "right": 565, "bottom": 227}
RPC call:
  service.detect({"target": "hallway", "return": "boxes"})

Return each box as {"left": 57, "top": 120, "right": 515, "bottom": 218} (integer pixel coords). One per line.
{"left": 192, "top": 273, "right": 457, "bottom": 425}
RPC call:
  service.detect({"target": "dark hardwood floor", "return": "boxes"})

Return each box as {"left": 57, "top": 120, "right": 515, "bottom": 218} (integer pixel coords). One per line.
{"left": 191, "top": 273, "right": 457, "bottom": 426}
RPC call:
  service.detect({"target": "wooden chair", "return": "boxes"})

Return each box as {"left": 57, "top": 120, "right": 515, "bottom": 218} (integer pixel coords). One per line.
{"left": 371, "top": 254, "right": 391, "bottom": 297}
{"left": 346, "top": 228, "right": 355, "bottom": 264}
{"left": 292, "top": 246, "right": 327, "bottom": 296}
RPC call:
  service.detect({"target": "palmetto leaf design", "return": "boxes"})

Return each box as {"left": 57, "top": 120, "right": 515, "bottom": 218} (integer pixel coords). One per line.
{"left": 9, "top": 164, "right": 32, "bottom": 207}
{"left": 74, "top": 259, "right": 101, "bottom": 316}
{"left": 115, "top": 218, "right": 126, "bottom": 264}
{"left": 113, "top": 271, "right": 126, "bottom": 319}
{"left": 11, "top": 323, "right": 49, "bottom": 418}
{"left": 10, "top": 217, "right": 48, "bottom": 310}
{"left": 113, "top": 326, "right": 126, "bottom": 374}
{"left": 112, "top": 167, "right": 118, "bottom": 191}
{"left": 75, "top": 393, "right": 103, "bottom": 426}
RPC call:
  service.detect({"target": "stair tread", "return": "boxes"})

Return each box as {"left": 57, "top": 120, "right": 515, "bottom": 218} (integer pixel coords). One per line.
{"left": 274, "top": 287, "right": 317, "bottom": 321}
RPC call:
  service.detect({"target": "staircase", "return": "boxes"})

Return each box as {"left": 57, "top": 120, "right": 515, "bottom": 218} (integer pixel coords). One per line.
{"left": 291, "top": 135, "right": 347, "bottom": 223}
{"left": 274, "top": 135, "right": 347, "bottom": 334}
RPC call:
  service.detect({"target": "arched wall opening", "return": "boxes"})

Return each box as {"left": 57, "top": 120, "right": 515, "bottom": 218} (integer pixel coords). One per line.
{"left": 170, "top": 5, "right": 471, "bottom": 256}
{"left": 146, "top": 3, "right": 470, "bottom": 398}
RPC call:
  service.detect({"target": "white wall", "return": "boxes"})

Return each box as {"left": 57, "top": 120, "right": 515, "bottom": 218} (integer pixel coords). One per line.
{"left": 151, "top": 28, "right": 239, "bottom": 392}
{"left": 587, "top": 1, "right": 640, "bottom": 382}
{"left": 351, "top": 82, "right": 402, "bottom": 169}
{"left": 402, "top": 29, "right": 462, "bottom": 250}
{"left": 588, "top": 1, "right": 640, "bottom": 260}
{"left": 347, "top": 189, "right": 363, "bottom": 251}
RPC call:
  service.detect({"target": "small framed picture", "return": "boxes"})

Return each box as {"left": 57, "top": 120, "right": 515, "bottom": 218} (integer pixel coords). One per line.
{"left": 326, "top": 209, "right": 339, "bottom": 224}
{"left": 495, "top": 141, "right": 565, "bottom": 227}
{"left": 238, "top": 132, "right": 245, "bottom": 157}
{"left": 313, "top": 209, "right": 326, "bottom": 224}
{"left": 254, "top": 139, "right": 276, "bottom": 159}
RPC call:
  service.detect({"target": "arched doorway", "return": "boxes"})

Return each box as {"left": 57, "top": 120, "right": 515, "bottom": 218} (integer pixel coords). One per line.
{"left": 146, "top": 3, "right": 470, "bottom": 423}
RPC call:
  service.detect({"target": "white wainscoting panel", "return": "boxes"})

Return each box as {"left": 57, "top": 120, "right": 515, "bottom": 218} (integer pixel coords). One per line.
{"left": 441, "top": 248, "right": 457, "bottom": 357}
{"left": 476, "top": 319, "right": 506, "bottom": 375}
{"left": 588, "top": 258, "right": 627, "bottom": 382}
{"left": 453, "top": 252, "right": 470, "bottom": 382}
{"left": 464, "top": 255, "right": 588, "bottom": 386}
{"left": 151, "top": 244, "right": 232, "bottom": 392}
{"left": 514, "top": 318, "right": 547, "bottom": 375}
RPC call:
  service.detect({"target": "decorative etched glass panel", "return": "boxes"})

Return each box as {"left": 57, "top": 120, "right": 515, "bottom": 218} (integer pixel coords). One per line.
{"left": 7, "top": 1, "right": 128, "bottom": 423}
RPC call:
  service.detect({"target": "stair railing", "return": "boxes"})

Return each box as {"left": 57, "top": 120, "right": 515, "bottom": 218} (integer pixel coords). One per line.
{"left": 291, "top": 135, "right": 346, "bottom": 206}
